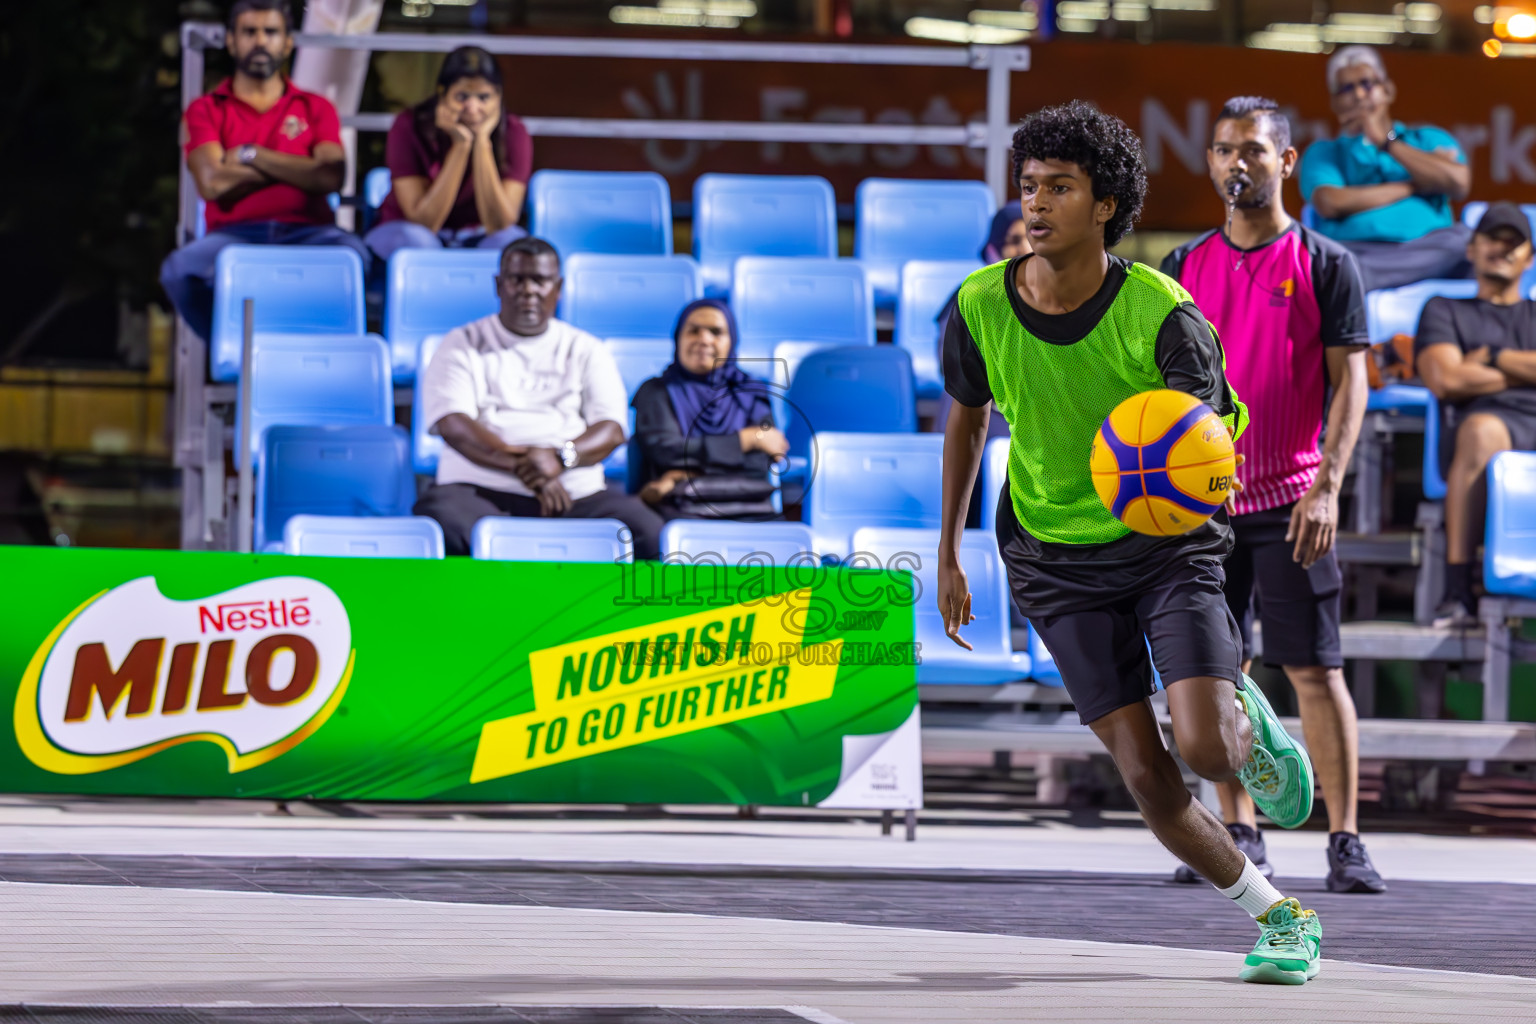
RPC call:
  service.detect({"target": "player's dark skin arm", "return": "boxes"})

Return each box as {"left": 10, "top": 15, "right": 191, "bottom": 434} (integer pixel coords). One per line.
{"left": 1288, "top": 346, "right": 1368, "bottom": 567}
{"left": 937, "top": 400, "right": 992, "bottom": 650}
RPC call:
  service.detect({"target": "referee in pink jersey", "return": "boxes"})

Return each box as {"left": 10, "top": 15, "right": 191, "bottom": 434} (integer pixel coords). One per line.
{"left": 1161, "top": 97, "right": 1385, "bottom": 894}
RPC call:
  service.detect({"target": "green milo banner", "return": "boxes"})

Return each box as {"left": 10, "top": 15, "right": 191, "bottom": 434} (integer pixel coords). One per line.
{"left": 0, "top": 546, "right": 922, "bottom": 808}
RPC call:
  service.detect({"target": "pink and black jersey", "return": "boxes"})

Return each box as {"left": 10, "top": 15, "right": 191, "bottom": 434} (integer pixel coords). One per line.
{"left": 1161, "top": 223, "right": 1366, "bottom": 515}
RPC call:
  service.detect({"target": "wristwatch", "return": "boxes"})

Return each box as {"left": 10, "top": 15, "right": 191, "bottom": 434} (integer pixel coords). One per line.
{"left": 1380, "top": 129, "right": 1399, "bottom": 151}
{"left": 237, "top": 144, "right": 259, "bottom": 165}
{"left": 559, "top": 440, "right": 579, "bottom": 469}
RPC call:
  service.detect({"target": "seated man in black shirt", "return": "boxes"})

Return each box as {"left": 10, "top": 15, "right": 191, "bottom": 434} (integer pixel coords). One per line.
{"left": 1415, "top": 202, "right": 1536, "bottom": 623}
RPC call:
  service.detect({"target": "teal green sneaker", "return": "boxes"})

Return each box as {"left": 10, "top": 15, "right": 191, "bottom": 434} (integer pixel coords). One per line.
{"left": 1235, "top": 674, "right": 1315, "bottom": 829}
{"left": 1240, "top": 897, "right": 1322, "bottom": 984}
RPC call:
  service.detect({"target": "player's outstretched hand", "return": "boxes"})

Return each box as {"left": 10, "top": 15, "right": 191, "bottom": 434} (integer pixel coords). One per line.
{"left": 1286, "top": 483, "right": 1338, "bottom": 568}
{"left": 937, "top": 555, "right": 975, "bottom": 651}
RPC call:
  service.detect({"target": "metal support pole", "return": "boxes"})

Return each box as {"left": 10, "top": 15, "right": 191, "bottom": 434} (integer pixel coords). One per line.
{"left": 976, "top": 46, "right": 1031, "bottom": 205}
{"left": 903, "top": 808, "right": 916, "bottom": 842}
{"left": 1352, "top": 417, "right": 1384, "bottom": 534}
{"left": 173, "top": 318, "right": 208, "bottom": 550}
{"left": 236, "top": 299, "right": 255, "bottom": 554}
{"left": 880, "top": 809, "right": 893, "bottom": 836}
{"left": 1480, "top": 598, "right": 1511, "bottom": 723}
{"left": 178, "top": 24, "right": 219, "bottom": 246}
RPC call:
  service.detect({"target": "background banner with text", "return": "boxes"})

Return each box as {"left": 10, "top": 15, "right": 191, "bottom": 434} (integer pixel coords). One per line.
{"left": 0, "top": 547, "right": 921, "bottom": 809}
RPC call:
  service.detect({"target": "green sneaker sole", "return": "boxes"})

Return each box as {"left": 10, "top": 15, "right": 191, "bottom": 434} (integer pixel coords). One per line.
{"left": 1239, "top": 959, "right": 1319, "bottom": 985}
{"left": 1237, "top": 674, "right": 1315, "bottom": 829}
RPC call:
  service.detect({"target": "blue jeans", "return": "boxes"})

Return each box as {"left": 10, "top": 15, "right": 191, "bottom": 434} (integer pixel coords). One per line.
{"left": 363, "top": 220, "right": 528, "bottom": 262}
{"left": 159, "top": 221, "right": 372, "bottom": 342}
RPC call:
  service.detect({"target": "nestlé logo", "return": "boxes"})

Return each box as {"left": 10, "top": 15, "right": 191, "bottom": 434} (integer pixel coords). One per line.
{"left": 15, "top": 576, "right": 353, "bottom": 775}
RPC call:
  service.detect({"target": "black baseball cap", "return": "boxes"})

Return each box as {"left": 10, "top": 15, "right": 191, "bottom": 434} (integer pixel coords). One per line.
{"left": 1474, "top": 201, "right": 1532, "bottom": 244}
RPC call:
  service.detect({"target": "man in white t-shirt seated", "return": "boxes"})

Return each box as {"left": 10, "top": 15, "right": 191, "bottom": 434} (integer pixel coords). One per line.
{"left": 415, "top": 236, "right": 664, "bottom": 558}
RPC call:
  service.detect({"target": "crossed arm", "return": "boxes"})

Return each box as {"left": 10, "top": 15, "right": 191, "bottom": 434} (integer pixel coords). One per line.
{"left": 1310, "top": 143, "right": 1469, "bottom": 220}
{"left": 187, "top": 139, "right": 346, "bottom": 205}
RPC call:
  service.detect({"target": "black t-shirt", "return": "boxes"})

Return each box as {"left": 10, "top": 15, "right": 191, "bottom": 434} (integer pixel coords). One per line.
{"left": 941, "top": 254, "right": 1240, "bottom": 613}
{"left": 1415, "top": 296, "right": 1536, "bottom": 422}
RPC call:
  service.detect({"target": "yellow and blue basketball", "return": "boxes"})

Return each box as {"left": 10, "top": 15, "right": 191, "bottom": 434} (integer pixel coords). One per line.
{"left": 1090, "top": 389, "right": 1235, "bottom": 536}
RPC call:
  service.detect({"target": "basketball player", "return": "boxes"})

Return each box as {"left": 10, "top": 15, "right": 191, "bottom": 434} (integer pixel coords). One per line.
{"left": 1162, "top": 96, "right": 1385, "bottom": 894}
{"left": 938, "top": 101, "right": 1323, "bottom": 984}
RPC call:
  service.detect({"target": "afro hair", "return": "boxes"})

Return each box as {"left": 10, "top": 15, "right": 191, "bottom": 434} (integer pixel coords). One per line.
{"left": 1011, "top": 100, "right": 1148, "bottom": 247}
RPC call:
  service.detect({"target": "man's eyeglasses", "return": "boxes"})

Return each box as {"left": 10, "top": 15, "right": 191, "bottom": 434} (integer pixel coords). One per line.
{"left": 1334, "top": 78, "right": 1383, "bottom": 98}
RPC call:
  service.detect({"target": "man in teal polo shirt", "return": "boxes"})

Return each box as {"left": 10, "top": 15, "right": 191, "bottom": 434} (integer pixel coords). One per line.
{"left": 1300, "top": 45, "right": 1472, "bottom": 292}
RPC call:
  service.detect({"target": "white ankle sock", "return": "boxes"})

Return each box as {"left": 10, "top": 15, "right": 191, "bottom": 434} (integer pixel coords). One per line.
{"left": 1217, "top": 855, "right": 1286, "bottom": 918}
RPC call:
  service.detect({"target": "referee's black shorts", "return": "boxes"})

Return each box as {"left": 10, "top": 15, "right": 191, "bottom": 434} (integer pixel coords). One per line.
{"left": 1225, "top": 503, "right": 1344, "bottom": 670}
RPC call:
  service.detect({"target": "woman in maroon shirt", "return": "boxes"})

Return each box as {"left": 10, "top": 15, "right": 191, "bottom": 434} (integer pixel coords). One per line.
{"left": 364, "top": 46, "right": 533, "bottom": 261}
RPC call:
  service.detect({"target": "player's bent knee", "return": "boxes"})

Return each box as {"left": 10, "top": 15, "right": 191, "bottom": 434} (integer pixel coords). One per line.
{"left": 1182, "top": 737, "right": 1245, "bottom": 782}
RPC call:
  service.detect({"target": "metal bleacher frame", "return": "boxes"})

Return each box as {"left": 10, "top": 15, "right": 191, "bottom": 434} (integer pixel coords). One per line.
{"left": 171, "top": 21, "right": 1030, "bottom": 552}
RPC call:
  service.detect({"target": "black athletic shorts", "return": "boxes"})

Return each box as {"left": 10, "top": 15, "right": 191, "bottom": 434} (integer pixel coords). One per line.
{"left": 995, "top": 488, "right": 1244, "bottom": 726}
{"left": 1225, "top": 503, "right": 1344, "bottom": 669}
{"left": 1438, "top": 398, "right": 1536, "bottom": 477}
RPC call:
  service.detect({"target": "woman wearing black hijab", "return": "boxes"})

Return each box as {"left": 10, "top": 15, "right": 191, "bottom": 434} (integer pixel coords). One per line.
{"left": 630, "top": 299, "right": 787, "bottom": 520}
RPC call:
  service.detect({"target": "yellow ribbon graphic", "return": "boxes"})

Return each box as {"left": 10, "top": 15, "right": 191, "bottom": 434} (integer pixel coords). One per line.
{"left": 471, "top": 589, "right": 842, "bottom": 782}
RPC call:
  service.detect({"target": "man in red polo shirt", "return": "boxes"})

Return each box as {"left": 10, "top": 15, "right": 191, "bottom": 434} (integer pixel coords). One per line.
{"left": 159, "top": 0, "right": 368, "bottom": 341}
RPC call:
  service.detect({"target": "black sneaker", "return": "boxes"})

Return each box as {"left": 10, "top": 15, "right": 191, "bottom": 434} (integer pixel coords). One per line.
{"left": 1431, "top": 597, "right": 1478, "bottom": 629}
{"left": 1326, "top": 831, "right": 1387, "bottom": 893}
{"left": 1173, "top": 822, "right": 1275, "bottom": 883}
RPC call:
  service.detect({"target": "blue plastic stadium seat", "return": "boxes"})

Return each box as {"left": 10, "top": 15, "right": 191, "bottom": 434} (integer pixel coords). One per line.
{"left": 471, "top": 516, "right": 633, "bottom": 562}
{"left": 412, "top": 334, "right": 446, "bottom": 476}
{"left": 256, "top": 424, "right": 415, "bottom": 553}
{"left": 1423, "top": 390, "right": 1448, "bottom": 500}
{"left": 1367, "top": 383, "right": 1432, "bottom": 415}
{"left": 211, "top": 245, "right": 366, "bottom": 382}
{"left": 807, "top": 432, "right": 943, "bottom": 556}
{"left": 559, "top": 254, "right": 702, "bottom": 340}
{"left": 895, "top": 260, "right": 978, "bottom": 399}
{"left": 660, "top": 519, "right": 817, "bottom": 565}
{"left": 693, "top": 174, "right": 837, "bottom": 297}
{"left": 384, "top": 248, "right": 501, "bottom": 381}
{"left": 601, "top": 338, "right": 676, "bottom": 486}
{"left": 979, "top": 435, "right": 1011, "bottom": 534}
{"left": 1485, "top": 450, "right": 1536, "bottom": 598}
{"left": 782, "top": 348, "right": 915, "bottom": 484}
{"left": 855, "top": 179, "right": 994, "bottom": 307}
{"left": 731, "top": 257, "right": 874, "bottom": 365}
{"left": 1366, "top": 278, "right": 1478, "bottom": 345}
{"left": 283, "top": 515, "right": 445, "bottom": 559}
{"left": 848, "top": 526, "right": 1031, "bottom": 685}
{"left": 364, "top": 166, "right": 393, "bottom": 211}
{"left": 238, "top": 333, "right": 393, "bottom": 469}
{"left": 528, "top": 170, "right": 672, "bottom": 259}
{"left": 604, "top": 337, "right": 676, "bottom": 396}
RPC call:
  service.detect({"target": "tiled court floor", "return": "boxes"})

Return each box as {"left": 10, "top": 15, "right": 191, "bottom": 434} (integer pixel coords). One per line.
{"left": 0, "top": 853, "right": 1530, "bottom": 978}
{"left": 1, "top": 808, "right": 1532, "bottom": 1022}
